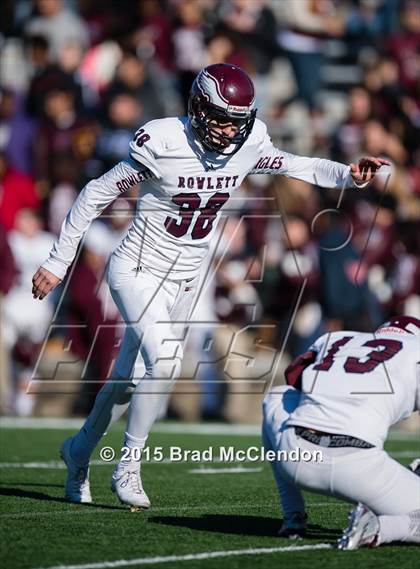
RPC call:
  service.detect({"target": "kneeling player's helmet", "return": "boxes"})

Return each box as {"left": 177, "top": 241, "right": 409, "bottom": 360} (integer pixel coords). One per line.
{"left": 188, "top": 64, "right": 257, "bottom": 155}
{"left": 376, "top": 315, "right": 420, "bottom": 336}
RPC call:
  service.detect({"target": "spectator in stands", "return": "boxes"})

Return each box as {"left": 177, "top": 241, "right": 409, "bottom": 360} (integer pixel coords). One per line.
{"left": 206, "top": 32, "right": 247, "bottom": 69}
{"left": 26, "top": 34, "right": 84, "bottom": 117}
{"left": 64, "top": 221, "right": 119, "bottom": 413}
{"left": 362, "top": 119, "right": 407, "bottom": 165}
{"left": 105, "top": 51, "right": 165, "bottom": 122}
{"left": 261, "top": 215, "right": 320, "bottom": 354}
{"left": 172, "top": 0, "right": 208, "bottom": 110}
{"left": 386, "top": 0, "right": 420, "bottom": 94}
{"left": 25, "top": 0, "right": 89, "bottom": 61}
{"left": 0, "top": 224, "right": 16, "bottom": 414}
{"left": 0, "top": 87, "right": 37, "bottom": 174}
{"left": 276, "top": 0, "right": 344, "bottom": 115}
{"left": 216, "top": 0, "right": 278, "bottom": 114}
{"left": 34, "top": 84, "right": 96, "bottom": 192}
{"left": 345, "top": 0, "right": 393, "bottom": 56}
{"left": 0, "top": 152, "right": 39, "bottom": 231}
{"left": 2, "top": 208, "right": 56, "bottom": 415}
{"left": 96, "top": 91, "right": 143, "bottom": 172}
{"left": 317, "top": 211, "right": 384, "bottom": 332}
{"left": 391, "top": 221, "right": 420, "bottom": 315}
{"left": 57, "top": 40, "right": 97, "bottom": 112}
{"left": 133, "top": 0, "right": 174, "bottom": 72}
{"left": 331, "top": 86, "right": 373, "bottom": 164}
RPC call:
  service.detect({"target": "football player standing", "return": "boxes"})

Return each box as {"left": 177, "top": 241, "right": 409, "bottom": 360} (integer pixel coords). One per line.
{"left": 262, "top": 316, "right": 420, "bottom": 548}
{"left": 32, "top": 64, "right": 389, "bottom": 509}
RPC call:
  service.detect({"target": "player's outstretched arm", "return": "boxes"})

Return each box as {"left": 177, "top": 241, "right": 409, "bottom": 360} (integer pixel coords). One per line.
{"left": 253, "top": 150, "right": 390, "bottom": 190}
{"left": 32, "top": 160, "right": 149, "bottom": 300}
{"left": 250, "top": 122, "right": 390, "bottom": 189}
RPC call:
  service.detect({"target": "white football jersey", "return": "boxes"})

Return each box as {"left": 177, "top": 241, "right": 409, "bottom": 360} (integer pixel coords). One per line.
{"left": 288, "top": 330, "right": 420, "bottom": 448}
{"left": 42, "top": 116, "right": 359, "bottom": 281}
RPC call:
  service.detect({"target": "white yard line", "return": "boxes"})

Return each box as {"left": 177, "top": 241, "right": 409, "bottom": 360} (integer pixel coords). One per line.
{"left": 32, "top": 544, "right": 332, "bottom": 569}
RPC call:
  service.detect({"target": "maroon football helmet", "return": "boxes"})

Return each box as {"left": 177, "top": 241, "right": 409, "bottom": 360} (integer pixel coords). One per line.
{"left": 376, "top": 315, "right": 420, "bottom": 336}
{"left": 188, "top": 64, "right": 257, "bottom": 155}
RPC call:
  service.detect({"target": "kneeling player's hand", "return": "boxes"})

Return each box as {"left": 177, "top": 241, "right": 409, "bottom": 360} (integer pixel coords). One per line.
{"left": 350, "top": 156, "right": 390, "bottom": 185}
{"left": 32, "top": 267, "right": 61, "bottom": 300}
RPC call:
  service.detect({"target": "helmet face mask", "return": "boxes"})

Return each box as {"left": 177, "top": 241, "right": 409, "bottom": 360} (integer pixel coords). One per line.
{"left": 188, "top": 64, "right": 257, "bottom": 156}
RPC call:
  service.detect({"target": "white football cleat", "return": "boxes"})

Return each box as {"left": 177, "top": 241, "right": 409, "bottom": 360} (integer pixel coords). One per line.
{"left": 337, "top": 503, "right": 380, "bottom": 550}
{"left": 111, "top": 463, "right": 151, "bottom": 510}
{"left": 60, "top": 437, "right": 92, "bottom": 503}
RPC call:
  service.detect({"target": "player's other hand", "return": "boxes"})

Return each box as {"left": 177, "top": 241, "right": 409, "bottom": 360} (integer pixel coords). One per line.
{"left": 350, "top": 156, "right": 390, "bottom": 185}
{"left": 32, "top": 267, "right": 61, "bottom": 300}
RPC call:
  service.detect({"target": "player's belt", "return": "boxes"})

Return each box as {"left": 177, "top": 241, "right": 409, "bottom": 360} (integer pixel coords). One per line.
{"left": 294, "top": 427, "right": 374, "bottom": 449}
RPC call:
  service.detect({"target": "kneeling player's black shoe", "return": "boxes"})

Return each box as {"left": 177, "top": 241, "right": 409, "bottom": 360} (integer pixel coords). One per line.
{"left": 409, "top": 458, "right": 420, "bottom": 477}
{"left": 278, "top": 512, "right": 308, "bottom": 539}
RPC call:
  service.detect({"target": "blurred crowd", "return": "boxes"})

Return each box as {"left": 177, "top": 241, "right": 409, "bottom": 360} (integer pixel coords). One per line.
{"left": 0, "top": 0, "right": 419, "bottom": 420}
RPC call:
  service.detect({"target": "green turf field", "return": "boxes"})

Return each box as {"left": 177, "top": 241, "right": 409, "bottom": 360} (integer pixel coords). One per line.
{"left": 0, "top": 420, "right": 419, "bottom": 569}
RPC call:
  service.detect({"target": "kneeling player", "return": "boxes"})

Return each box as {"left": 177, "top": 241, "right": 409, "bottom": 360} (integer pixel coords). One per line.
{"left": 262, "top": 316, "right": 420, "bottom": 549}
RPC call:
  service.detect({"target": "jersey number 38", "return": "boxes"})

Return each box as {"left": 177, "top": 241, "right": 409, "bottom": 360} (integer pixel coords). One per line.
{"left": 165, "top": 192, "right": 229, "bottom": 240}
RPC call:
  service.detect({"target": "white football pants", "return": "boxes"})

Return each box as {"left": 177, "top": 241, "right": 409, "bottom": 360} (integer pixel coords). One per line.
{"left": 262, "top": 386, "right": 420, "bottom": 543}
{"left": 71, "top": 253, "right": 199, "bottom": 464}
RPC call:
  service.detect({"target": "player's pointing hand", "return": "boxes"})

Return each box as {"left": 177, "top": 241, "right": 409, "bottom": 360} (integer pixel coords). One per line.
{"left": 350, "top": 156, "right": 391, "bottom": 185}
{"left": 32, "top": 267, "right": 61, "bottom": 300}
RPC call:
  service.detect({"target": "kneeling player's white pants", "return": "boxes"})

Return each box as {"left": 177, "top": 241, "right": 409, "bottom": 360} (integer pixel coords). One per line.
{"left": 262, "top": 385, "right": 305, "bottom": 519}
{"left": 279, "top": 427, "right": 420, "bottom": 515}
{"left": 72, "top": 254, "right": 198, "bottom": 464}
{"left": 262, "top": 386, "right": 420, "bottom": 543}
